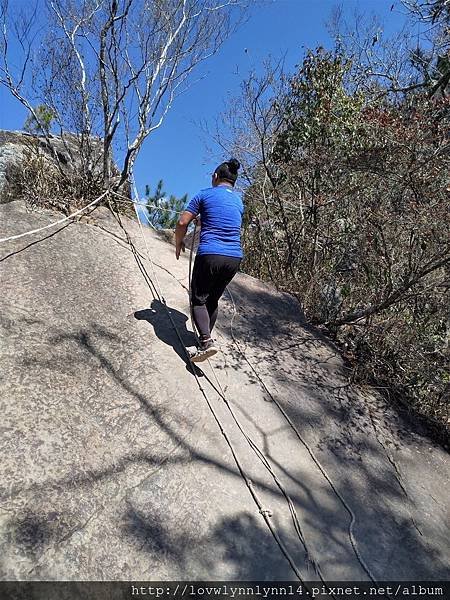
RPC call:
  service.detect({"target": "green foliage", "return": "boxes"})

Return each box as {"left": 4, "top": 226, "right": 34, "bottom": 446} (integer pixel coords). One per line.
{"left": 145, "top": 180, "right": 187, "bottom": 229}
{"left": 275, "top": 49, "right": 363, "bottom": 159}
{"left": 23, "top": 105, "right": 55, "bottom": 135}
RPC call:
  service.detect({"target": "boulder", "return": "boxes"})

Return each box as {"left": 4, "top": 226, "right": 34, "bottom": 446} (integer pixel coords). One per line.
{"left": 0, "top": 129, "right": 107, "bottom": 204}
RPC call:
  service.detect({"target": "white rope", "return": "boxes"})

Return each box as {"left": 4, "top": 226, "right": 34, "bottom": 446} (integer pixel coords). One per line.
{"left": 124, "top": 181, "right": 333, "bottom": 583}
{"left": 133, "top": 206, "right": 165, "bottom": 300}
{"left": 0, "top": 183, "right": 184, "bottom": 245}
{"left": 138, "top": 206, "right": 158, "bottom": 231}
{"left": 204, "top": 357, "right": 325, "bottom": 579}
{"left": 111, "top": 190, "right": 184, "bottom": 215}
{"left": 0, "top": 190, "right": 110, "bottom": 244}
{"left": 130, "top": 187, "right": 322, "bottom": 582}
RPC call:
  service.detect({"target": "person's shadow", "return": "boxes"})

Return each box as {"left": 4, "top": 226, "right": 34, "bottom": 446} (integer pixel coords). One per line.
{"left": 135, "top": 300, "right": 203, "bottom": 376}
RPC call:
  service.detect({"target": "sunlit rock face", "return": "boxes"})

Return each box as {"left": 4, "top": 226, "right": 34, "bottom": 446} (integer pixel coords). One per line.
{"left": 0, "top": 199, "right": 449, "bottom": 581}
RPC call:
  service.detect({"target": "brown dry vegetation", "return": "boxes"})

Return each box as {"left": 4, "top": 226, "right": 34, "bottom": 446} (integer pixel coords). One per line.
{"left": 220, "top": 5, "right": 449, "bottom": 443}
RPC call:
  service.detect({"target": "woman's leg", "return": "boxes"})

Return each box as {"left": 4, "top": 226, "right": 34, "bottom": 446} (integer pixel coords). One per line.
{"left": 190, "top": 255, "right": 212, "bottom": 340}
{"left": 191, "top": 254, "right": 241, "bottom": 341}
{"left": 206, "top": 256, "right": 241, "bottom": 334}
{"left": 206, "top": 298, "right": 219, "bottom": 333}
{"left": 192, "top": 305, "right": 211, "bottom": 339}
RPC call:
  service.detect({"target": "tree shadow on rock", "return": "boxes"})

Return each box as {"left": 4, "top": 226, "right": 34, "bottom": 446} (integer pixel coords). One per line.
{"left": 122, "top": 507, "right": 297, "bottom": 580}
{"left": 1, "top": 508, "right": 61, "bottom": 575}
{"left": 204, "top": 512, "right": 296, "bottom": 580}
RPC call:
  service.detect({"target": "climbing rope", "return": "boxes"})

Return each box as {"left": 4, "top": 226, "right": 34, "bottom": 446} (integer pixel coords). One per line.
{"left": 0, "top": 189, "right": 185, "bottom": 245}
{"left": 225, "top": 287, "right": 378, "bottom": 583}
{"left": 187, "top": 219, "right": 200, "bottom": 344}
{"left": 167, "top": 190, "right": 376, "bottom": 583}
{"left": 112, "top": 196, "right": 183, "bottom": 214}
{"left": 116, "top": 179, "right": 376, "bottom": 584}
{"left": 186, "top": 221, "right": 327, "bottom": 581}
{"left": 107, "top": 185, "right": 307, "bottom": 583}
{"left": 0, "top": 190, "right": 110, "bottom": 243}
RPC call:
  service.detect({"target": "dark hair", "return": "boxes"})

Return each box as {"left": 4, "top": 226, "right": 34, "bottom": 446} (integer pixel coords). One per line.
{"left": 214, "top": 158, "right": 240, "bottom": 185}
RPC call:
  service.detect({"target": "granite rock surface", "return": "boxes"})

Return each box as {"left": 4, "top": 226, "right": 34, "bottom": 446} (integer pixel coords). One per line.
{"left": 0, "top": 200, "right": 449, "bottom": 581}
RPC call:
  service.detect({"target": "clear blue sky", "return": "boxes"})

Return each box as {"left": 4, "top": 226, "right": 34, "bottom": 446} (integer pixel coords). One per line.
{"left": 0, "top": 0, "right": 410, "bottom": 205}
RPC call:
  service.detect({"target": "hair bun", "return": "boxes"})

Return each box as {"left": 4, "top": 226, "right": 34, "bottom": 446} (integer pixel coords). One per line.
{"left": 228, "top": 158, "right": 240, "bottom": 174}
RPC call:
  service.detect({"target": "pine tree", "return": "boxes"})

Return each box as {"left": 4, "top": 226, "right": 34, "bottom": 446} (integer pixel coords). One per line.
{"left": 145, "top": 180, "right": 188, "bottom": 229}
{"left": 23, "top": 105, "right": 55, "bottom": 135}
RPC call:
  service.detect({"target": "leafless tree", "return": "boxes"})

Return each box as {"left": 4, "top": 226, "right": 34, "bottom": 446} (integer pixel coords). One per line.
{"left": 328, "top": 2, "right": 449, "bottom": 99}
{"left": 0, "top": 0, "right": 246, "bottom": 201}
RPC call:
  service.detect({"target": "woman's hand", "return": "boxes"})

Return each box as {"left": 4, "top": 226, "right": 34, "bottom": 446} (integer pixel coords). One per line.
{"left": 175, "top": 210, "right": 196, "bottom": 259}
{"left": 175, "top": 240, "right": 186, "bottom": 260}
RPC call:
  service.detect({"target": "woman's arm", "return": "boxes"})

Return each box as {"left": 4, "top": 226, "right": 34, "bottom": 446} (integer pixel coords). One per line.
{"left": 175, "top": 210, "right": 197, "bottom": 259}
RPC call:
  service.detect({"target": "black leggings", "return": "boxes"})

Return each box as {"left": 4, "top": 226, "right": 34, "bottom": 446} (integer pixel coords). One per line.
{"left": 190, "top": 254, "right": 241, "bottom": 339}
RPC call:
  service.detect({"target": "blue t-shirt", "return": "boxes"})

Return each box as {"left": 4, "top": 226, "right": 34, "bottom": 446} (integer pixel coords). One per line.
{"left": 185, "top": 185, "right": 244, "bottom": 258}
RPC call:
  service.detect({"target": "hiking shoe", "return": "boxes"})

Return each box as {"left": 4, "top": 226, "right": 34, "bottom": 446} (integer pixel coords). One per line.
{"left": 190, "top": 338, "right": 219, "bottom": 363}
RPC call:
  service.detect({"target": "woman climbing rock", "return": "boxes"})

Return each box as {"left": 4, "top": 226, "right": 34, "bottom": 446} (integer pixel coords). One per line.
{"left": 175, "top": 158, "right": 243, "bottom": 362}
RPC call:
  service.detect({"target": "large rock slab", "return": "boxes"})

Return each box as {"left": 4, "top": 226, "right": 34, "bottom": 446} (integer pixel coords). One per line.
{"left": 0, "top": 130, "right": 106, "bottom": 204}
{"left": 0, "top": 200, "right": 449, "bottom": 580}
